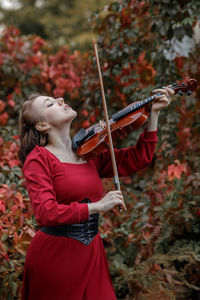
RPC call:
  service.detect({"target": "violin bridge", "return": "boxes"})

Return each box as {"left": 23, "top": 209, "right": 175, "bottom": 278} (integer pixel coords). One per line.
{"left": 99, "top": 120, "right": 106, "bottom": 129}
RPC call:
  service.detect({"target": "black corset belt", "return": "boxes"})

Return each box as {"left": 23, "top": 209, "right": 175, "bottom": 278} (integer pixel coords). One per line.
{"left": 40, "top": 199, "right": 99, "bottom": 246}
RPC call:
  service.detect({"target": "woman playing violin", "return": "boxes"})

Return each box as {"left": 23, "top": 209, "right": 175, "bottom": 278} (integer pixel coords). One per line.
{"left": 19, "top": 86, "right": 174, "bottom": 300}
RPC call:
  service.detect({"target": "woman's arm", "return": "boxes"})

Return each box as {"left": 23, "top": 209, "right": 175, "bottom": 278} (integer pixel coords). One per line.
{"left": 91, "top": 129, "right": 157, "bottom": 178}
{"left": 147, "top": 86, "right": 175, "bottom": 131}
{"left": 91, "top": 86, "right": 174, "bottom": 178}
{"left": 89, "top": 86, "right": 175, "bottom": 214}
{"left": 23, "top": 147, "right": 89, "bottom": 226}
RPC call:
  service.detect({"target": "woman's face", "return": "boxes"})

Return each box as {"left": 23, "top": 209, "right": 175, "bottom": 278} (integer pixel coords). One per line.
{"left": 33, "top": 96, "right": 77, "bottom": 128}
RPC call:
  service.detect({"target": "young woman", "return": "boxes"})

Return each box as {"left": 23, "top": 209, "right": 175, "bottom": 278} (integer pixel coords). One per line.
{"left": 19, "top": 87, "right": 174, "bottom": 300}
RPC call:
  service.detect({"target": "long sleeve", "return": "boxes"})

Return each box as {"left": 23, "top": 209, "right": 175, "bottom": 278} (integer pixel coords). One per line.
{"left": 23, "top": 148, "right": 89, "bottom": 226}
{"left": 91, "top": 129, "right": 157, "bottom": 178}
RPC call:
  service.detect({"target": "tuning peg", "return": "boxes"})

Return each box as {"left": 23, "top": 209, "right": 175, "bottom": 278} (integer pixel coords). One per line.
{"left": 178, "top": 90, "right": 184, "bottom": 96}
{"left": 187, "top": 90, "right": 192, "bottom": 96}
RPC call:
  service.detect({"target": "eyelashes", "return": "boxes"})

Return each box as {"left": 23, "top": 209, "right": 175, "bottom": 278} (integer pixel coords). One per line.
{"left": 46, "top": 98, "right": 64, "bottom": 107}
{"left": 47, "top": 103, "right": 53, "bottom": 107}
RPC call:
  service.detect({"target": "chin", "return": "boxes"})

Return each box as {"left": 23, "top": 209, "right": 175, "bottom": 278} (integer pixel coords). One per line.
{"left": 67, "top": 109, "right": 77, "bottom": 122}
{"left": 71, "top": 109, "right": 77, "bottom": 118}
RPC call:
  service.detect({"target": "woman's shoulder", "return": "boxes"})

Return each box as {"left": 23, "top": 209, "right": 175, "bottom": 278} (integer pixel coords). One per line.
{"left": 23, "top": 145, "right": 49, "bottom": 170}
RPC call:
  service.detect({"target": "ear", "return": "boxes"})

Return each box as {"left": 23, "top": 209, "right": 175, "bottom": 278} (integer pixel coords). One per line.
{"left": 35, "top": 121, "right": 51, "bottom": 132}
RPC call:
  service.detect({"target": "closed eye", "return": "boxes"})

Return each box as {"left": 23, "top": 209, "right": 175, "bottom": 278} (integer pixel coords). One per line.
{"left": 47, "top": 103, "right": 53, "bottom": 107}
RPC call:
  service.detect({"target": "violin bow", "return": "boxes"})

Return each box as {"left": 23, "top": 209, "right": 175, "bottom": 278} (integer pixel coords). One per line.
{"left": 93, "top": 39, "right": 123, "bottom": 210}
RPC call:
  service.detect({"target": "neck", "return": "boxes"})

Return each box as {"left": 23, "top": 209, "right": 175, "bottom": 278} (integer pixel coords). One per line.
{"left": 47, "top": 123, "right": 73, "bottom": 154}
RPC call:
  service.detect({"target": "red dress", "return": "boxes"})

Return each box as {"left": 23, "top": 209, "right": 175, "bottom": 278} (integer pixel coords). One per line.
{"left": 22, "top": 129, "right": 157, "bottom": 300}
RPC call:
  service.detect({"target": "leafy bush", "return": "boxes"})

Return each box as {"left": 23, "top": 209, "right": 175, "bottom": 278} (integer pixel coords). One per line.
{"left": 89, "top": 0, "right": 200, "bottom": 298}
{"left": 0, "top": 0, "right": 200, "bottom": 298}
{"left": 0, "top": 27, "right": 90, "bottom": 299}
{"left": 0, "top": 128, "right": 35, "bottom": 298}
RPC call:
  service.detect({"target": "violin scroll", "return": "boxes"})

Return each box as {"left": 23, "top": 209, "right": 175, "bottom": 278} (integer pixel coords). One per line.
{"left": 172, "top": 79, "right": 198, "bottom": 96}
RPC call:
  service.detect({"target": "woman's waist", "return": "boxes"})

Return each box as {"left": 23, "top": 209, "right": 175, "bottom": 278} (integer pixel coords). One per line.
{"left": 40, "top": 198, "right": 99, "bottom": 246}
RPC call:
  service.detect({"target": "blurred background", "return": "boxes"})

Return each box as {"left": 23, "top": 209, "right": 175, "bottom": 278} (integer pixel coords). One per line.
{"left": 0, "top": 0, "right": 113, "bottom": 50}
{"left": 0, "top": 1, "right": 200, "bottom": 299}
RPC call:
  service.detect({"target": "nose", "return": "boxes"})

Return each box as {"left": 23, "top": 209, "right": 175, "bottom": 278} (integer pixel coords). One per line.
{"left": 57, "top": 98, "right": 64, "bottom": 105}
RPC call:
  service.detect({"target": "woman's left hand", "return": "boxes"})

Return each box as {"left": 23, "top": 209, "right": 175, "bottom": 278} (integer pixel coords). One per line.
{"left": 151, "top": 86, "right": 175, "bottom": 113}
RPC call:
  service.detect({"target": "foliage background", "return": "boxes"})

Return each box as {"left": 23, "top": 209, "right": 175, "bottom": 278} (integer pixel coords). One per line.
{"left": 0, "top": 0, "right": 113, "bottom": 50}
{"left": 0, "top": 0, "right": 200, "bottom": 299}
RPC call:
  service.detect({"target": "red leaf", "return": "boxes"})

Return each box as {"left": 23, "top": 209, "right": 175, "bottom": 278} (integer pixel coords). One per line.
{"left": 81, "top": 110, "right": 88, "bottom": 117}
{"left": 0, "top": 100, "right": 6, "bottom": 113}
{"left": 174, "top": 166, "right": 181, "bottom": 179}
{"left": 8, "top": 159, "right": 20, "bottom": 168}
{"left": 90, "top": 115, "right": 96, "bottom": 123}
{"left": 0, "top": 200, "right": 5, "bottom": 213}
{"left": 82, "top": 120, "right": 91, "bottom": 128}
{"left": 7, "top": 94, "right": 15, "bottom": 107}
{"left": 168, "top": 164, "right": 175, "bottom": 176}
{"left": 10, "top": 142, "right": 18, "bottom": 152}
{"left": 0, "top": 112, "right": 9, "bottom": 125}
{"left": 8, "top": 99, "right": 15, "bottom": 107}
{"left": 154, "top": 263, "right": 161, "bottom": 270}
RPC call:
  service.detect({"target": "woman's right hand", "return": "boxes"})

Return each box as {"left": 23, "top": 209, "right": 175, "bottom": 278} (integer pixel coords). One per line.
{"left": 88, "top": 191, "right": 126, "bottom": 214}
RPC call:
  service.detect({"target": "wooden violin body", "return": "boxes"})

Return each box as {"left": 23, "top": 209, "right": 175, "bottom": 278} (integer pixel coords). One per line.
{"left": 72, "top": 79, "right": 198, "bottom": 160}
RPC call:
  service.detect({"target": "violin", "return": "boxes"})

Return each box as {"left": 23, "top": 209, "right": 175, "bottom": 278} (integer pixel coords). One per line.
{"left": 72, "top": 79, "right": 198, "bottom": 160}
